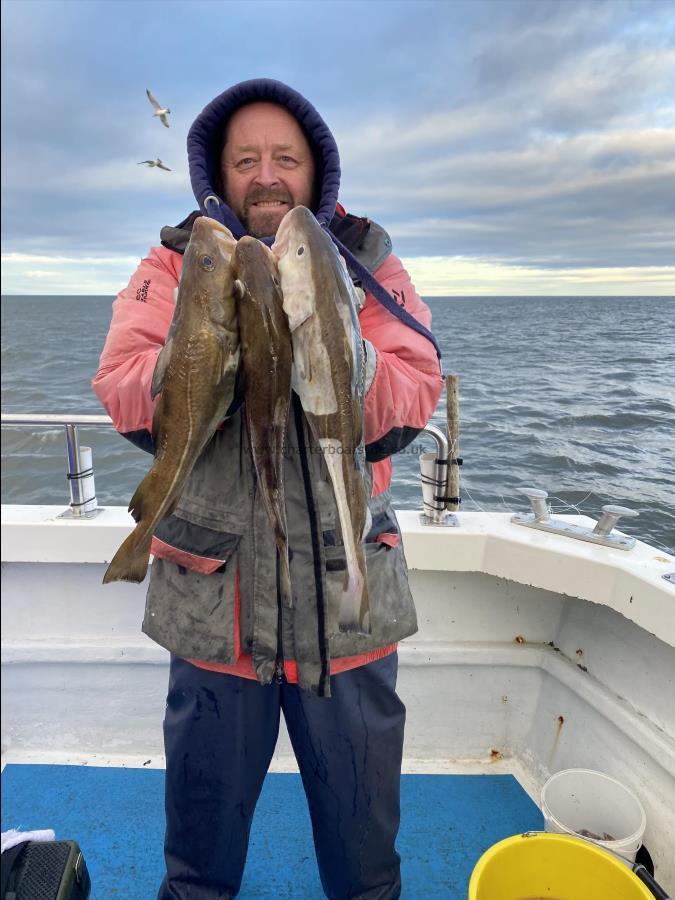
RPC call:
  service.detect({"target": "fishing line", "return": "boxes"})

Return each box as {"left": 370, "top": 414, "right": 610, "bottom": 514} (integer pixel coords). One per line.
{"left": 548, "top": 491, "right": 595, "bottom": 517}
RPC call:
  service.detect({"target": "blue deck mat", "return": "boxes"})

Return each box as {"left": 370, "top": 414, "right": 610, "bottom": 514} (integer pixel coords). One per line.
{"left": 2, "top": 764, "right": 542, "bottom": 898}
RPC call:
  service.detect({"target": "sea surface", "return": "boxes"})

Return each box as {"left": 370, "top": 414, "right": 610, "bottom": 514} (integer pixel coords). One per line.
{"left": 1, "top": 295, "right": 674, "bottom": 554}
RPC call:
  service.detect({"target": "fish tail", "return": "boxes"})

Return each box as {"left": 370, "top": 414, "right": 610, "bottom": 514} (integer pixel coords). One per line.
{"left": 338, "top": 568, "right": 370, "bottom": 635}
{"left": 102, "top": 529, "right": 152, "bottom": 584}
{"left": 128, "top": 477, "right": 150, "bottom": 523}
{"left": 102, "top": 470, "right": 157, "bottom": 583}
{"left": 278, "top": 545, "right": 294, "bottom": 609}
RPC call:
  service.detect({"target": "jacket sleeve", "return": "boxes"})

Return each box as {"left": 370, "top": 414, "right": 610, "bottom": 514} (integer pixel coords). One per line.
{"left": 91, "top": 246, "right": 181, "bottom": 443}
{"left": 359, "top": 254, "right": 444, "bottom": 460}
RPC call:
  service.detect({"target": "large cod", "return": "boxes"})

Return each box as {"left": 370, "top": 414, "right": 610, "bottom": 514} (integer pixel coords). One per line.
{"left": 232, "top": 236, "right": 293, "bottom": 606}
{"left": 273, "top": 206, "right": 370, "bottom": 634}
{"left": 103, "top": 216, "right": 240, "bottom": 584}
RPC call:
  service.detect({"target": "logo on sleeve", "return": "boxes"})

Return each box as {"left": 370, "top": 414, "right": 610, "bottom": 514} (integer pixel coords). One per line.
{"left": 136, "top": 279, "right": 151, "bottom": 302}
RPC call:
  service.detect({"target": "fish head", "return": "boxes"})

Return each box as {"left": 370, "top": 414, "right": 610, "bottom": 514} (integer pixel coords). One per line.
{"left": 272, "top": 206, "right": 324, "bottom": 331}
{"left": 181, "top": 216, "right": 238, "bottom": 327}
{"left": 234, "top": 235, "right": 281, "bottom": 299}
{"left": 190, "top": 215, "right": 237, "bottom": 261}
{"left": 233, "top": 236, "right": 287, "bottom": 351}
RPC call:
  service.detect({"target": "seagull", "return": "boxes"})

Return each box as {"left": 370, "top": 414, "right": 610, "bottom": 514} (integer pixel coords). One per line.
{"left": 146, "top": 88, "right": 171, "bottom": 128}
{"left": 138, "top": 158, "right": 172, "bottom": 171}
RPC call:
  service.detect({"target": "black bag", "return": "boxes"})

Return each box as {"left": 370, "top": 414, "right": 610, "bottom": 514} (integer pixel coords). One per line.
{"left": 0, "top": 840, "right": 90, "bottom": 900}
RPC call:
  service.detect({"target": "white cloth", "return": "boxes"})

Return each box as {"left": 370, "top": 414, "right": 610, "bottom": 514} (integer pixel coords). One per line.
{"left": 1, "top": 829, "right": 56, "bottom": 854}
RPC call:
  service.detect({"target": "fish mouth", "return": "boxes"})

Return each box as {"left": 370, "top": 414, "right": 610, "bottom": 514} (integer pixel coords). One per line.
{"left": 271, "top": 206, "right": 313, "bottom": 259}
{"left": 235, "top": 235, "right": 263, "bottom": 264}
{"left": 271, "top": 227, "right": 289, "bottom": 259}
{"left": 194, "top": 216, "right": 235, "bottom": 239}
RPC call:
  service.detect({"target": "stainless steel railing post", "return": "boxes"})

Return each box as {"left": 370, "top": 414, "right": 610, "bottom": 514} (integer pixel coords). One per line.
{"left": 1, "top": 413, "right": 113, "bottom": 518}
{"left": 65, "top": 423, "right": 84, "bottom": 514}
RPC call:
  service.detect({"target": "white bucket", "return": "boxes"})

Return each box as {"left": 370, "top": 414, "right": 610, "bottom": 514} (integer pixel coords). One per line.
{"left": 541, "top": 768, "right": 647, "bottom": 864}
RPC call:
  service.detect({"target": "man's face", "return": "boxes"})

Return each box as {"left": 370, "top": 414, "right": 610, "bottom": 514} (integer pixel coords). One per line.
{"left": 221, "top": 102, "right": 316, "bottom": 239}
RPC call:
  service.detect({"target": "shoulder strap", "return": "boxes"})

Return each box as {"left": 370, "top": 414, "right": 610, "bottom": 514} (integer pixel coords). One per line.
{"left": 160, "top": 210, "right": 201, "bottom": 254}
{"left": 1, "top": 843, "right": 28, "bottom": 898}
{"left": 327, "top": 211, "right": 392, "bottom": 274}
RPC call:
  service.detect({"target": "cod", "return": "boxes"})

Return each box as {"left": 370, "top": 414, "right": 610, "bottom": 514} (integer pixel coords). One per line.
{"left": 233, "top": 236, "right": 293, "bottom": 606}
{"left": 273, "top": 206, "right": 370, "bottom": 635}
{"left": 103, "top": 216, "right": 240, "bottom": 584}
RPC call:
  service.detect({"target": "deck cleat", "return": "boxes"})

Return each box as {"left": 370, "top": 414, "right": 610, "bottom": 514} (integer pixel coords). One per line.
{"left": 511, "top": 488, "right": 638, "bottom": 550}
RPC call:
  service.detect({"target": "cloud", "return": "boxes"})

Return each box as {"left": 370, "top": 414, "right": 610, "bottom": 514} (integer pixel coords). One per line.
{"left": 1, "top": 252, "right": 142, "bottom": 295}
{"left": 401, "top": 256, "right": 675, "bottom": 296}
{"left": 3, "top": 249, "right": 673, "bottom": 298}
{"left": 2, "top": 0, "right": 674, "bottom": 291}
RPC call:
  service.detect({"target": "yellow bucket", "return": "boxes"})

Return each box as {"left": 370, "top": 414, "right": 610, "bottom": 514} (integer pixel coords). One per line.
{"left": 468, "top": 832, "right": 654, "bottom": 900}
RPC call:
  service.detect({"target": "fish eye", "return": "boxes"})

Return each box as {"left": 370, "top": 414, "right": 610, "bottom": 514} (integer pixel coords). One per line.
{"left": 201, "top": 255, "right": 215, "bottom": 270}
{"left": 297, "top": 246, "right": 305, "bottom": 257}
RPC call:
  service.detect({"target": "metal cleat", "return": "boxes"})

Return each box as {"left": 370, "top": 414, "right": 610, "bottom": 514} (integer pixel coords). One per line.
{"left": 511, "top": 489, "right": 638, "bottom": 550}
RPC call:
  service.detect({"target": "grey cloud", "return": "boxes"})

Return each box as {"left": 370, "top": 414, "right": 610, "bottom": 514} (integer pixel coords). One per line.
{"left": 2, "top": 0, "right": 674, "bottom": 284}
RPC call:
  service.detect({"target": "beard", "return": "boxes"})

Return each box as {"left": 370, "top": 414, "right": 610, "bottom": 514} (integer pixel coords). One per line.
{"left": 240, "top": 186, "right": 294, "bottom": 238}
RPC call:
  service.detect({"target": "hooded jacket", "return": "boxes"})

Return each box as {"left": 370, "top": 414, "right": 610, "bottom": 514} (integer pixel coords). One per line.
{"left": 93, "top": 79, "right": 444, "bottom": 694}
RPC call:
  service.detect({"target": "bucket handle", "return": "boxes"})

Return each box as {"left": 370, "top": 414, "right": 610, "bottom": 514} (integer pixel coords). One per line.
{"left": 520, "top": 833, "right": 670, "bottom": 899}
{"left": 633, "top": 865, "right": 671, "bottom": 900}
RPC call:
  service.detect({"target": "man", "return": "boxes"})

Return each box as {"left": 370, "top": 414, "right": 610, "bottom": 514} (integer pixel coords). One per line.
{"left": 93, "top": 79, "right": 443, "bottom": 899}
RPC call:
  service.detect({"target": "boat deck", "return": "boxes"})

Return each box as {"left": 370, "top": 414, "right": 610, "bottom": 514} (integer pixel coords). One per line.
{"left": 1, "top": 762, "right": 543, "bottom": 898}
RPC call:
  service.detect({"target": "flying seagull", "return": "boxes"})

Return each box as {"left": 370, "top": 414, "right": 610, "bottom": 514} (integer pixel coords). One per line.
{"left": 146, "top": 88, "right": 171, "bottom": 128}
{"left": 138, "top": 158, "right": 172, "bottom": 171}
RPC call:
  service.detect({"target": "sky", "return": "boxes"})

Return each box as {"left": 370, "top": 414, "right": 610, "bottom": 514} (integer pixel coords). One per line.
{"left": 2, "top": 0, "right": 674, "bottom": 296}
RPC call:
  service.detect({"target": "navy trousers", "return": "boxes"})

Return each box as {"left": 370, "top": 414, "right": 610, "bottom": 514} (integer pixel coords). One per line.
{"left": 157, "top": 653, "right": 405, "bottom": 900}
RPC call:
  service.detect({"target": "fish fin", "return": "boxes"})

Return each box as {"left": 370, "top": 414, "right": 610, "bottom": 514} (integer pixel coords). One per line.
{"left": 273, "top": 393, "right": 290, "bottom": 431}
{"left": 362, "top": 507, "right": 372, "bottom": 541}
{"left": 128, "top": 466, "right": 180, "bottom": 523}
{"left": 286, "top": 308, "right": 312, "bottom": 332}
{"left": 150, "top": 403, "right": 163, "bottom": 447}
{"left": 337, "top": 575, "right": 370, "bottom": 635}
{"left": 352, "top": 401, "right": 363, "bottom": 448}
{"left": 283, "top": 292, "right": 313, "bottom": 332}
{"left": 278, "top": 548, "right": 293, "bottom": 609}
{"left": 217, "top": 344, "right": 240, "bottom": 389}
{"left": 128, "top": 476, "right": 151, "bottom": 523}
{"left": 102, "top": 531, "right": 152, "bottom": 584}
{"left": 233, "top": 279, "right": 245, "bottom": 303}
{"left": 151, "top": 337, "right": 174, "bottom": 399}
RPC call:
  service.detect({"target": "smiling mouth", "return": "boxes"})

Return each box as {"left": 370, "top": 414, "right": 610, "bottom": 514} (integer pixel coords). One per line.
{"left": 252, "top": 200, "right": 288, "bottom": 209}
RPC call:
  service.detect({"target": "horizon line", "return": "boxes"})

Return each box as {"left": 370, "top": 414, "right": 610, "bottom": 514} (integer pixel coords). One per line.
{"left": 2, "top": 293, "right": 674, "bottom": 299}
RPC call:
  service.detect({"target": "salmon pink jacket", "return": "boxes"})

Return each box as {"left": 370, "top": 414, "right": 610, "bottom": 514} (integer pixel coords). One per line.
{"left": 93, "top": 242, "right": 442, "bottom": 494}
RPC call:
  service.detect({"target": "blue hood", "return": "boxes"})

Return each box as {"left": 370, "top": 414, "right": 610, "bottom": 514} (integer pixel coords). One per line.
{"left": 187, "top": 78, "right": 341, "bottom": 242}
{"left": 186, "top": 78, "right": 440, "bottom": 359}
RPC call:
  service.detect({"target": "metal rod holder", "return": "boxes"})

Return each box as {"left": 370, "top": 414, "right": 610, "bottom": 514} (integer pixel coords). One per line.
{"left": 58, "top": 426, "right": 100, "bottom": 518}
{"left": 418, "top": 424, "right": 458, "bottom": 527}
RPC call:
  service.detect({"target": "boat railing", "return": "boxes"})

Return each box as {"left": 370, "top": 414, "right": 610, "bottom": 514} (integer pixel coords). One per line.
{"left": 0, "top": 413, "right": 457, "bottom": 525}
{"left": 1, "top": 413, "right": 113, "bottom": 518}
{"left": 1, "top": 411, "right": 646, "bottom": 553}
{"left": 0, "top": 413, "right": 454, "bottom": 525}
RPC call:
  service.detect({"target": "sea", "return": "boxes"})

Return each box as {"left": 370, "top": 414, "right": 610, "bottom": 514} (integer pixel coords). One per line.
{"left": 1, "top": 294, "right": 674, "bottom": 554}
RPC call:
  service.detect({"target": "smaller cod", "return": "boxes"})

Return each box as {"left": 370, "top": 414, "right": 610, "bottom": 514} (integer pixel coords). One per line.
{"left": 273, "top": 206, "right": 370, "bottom": 634}
{"left": 103, "top": 216, "right": 240, "bottom": 584}
{"left": 233, "top": 236, "right": 293, "bottom": 606}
